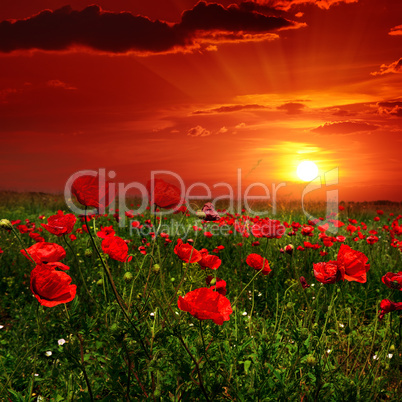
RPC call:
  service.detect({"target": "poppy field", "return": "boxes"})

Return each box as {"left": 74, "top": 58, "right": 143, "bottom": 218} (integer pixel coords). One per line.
{"left": 0, "top": 184, "right": 402, "bottom": 401}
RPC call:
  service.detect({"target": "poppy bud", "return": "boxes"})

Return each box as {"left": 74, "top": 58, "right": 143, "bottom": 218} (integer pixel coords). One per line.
{"left": 306, "top": 355, "right": 316, "bottom": 366}
{"left": 152, "top": 264, "right": 160, "bottom": 273}
{"left": 84, "top": 248, "right": 93, "bottom": 257}
{"left": 96, "top": 278, "right": 104, "bottom": 287}
{"left": 285, "top": 244, "right": 294, "bottom": 255}
{"left": 196, "top": 210, "right": 207, "bottom": 219}
{"left": 209, "top": 277, "right": 217, "bottom": 286}
{"left": 123, "top": 272, "right": 133, "bottom": 283}
{"left": 389, "top": 344, "right": 395, "bottom": 352}
{"left": 0, "top": 219, "right": 12, "bottom": 230}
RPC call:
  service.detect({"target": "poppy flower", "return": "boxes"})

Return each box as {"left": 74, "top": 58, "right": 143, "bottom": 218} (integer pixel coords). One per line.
{"left": 251, "top": 219, "right": 285, "bottom": 239}
{"left": 30, "top": 264, "right": 76, "bottom": 307}
{"left": 382, "top": 272, "right": 402, "bottom": 291}
{"left": 174, "top": 239, "right": 202, "bottom": 263}
{"left": 378, "top": 299, "right": 402, "bottom": 321}
{"left": 198, "top": 249, "right": 222, "bottom": 270}
{"left": 313, "top": 261, "right": 341, "bottom": 284}
{"left": 337, "top": 244, "right": 370, "bottom": 283}
{"left": 41, "top": 210, "right": 77, "bottom": 236}
{"left": 206, "top": 275, "right": 227, "bottom": 296}
{"left": 147, "top": 178, "right": 182, "bottom": 209}
{"left": 21, "top": 242, "right": 66, "bottom": 264}
{"left": 178, "top": 287, "right": 232, "bottom": 325}
{"left": 299, "top": 276, "right": 310, "bottom": 289}
{"left": 97, "top": 225, "right": 115, "bottom": 239}
{"left": 201, "top": 202, "right": 220, "bottom": 222}
{"left": 301, "top": 226, "right": 314, "bottom": 236}
{"left": 245, "top": 253, "right": 271, "bottom": 275}
{"left": 71, "top": 174, "right": 115, "bottom": 210}
{"left": 102, "top": 236, "right": 130, "bottom": 262}
{"left": 366, "top": 236, "right": 379, "bottom": 245}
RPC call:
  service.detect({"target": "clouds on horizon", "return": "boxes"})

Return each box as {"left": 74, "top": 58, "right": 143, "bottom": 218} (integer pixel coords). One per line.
{"left": 0, "top": 2, "right": 302, "bottom": 55}
{"left": 311, "top": 120, "right": 379, "bottom": 135}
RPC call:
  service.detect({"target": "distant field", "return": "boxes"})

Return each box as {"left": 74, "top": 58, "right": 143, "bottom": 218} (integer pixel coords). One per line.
{"left": 0, "top": 191, "right": 402, "bottom": 401}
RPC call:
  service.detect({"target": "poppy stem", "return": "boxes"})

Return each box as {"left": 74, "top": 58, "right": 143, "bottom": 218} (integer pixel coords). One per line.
{"left": 232, "top": 269, "right": 262, "bottom": 307}
{"left": 10, "top": 225, "right": 36, "bottom": 265}
{"left": 176, "top": 333, "right": 210, "bottom": 402}
{"left": 62, "top": 235, "right": 95, "bottom": 307}
{"left": 28, "top": 305, "right": 41, "bottom": 399}
{"left": 84, "top": 207, "right": 151, "bottom": 361}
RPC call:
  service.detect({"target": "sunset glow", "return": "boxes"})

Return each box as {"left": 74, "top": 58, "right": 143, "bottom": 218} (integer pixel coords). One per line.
{"left": 0, "top": 0, "right": 401, "bottom": 201}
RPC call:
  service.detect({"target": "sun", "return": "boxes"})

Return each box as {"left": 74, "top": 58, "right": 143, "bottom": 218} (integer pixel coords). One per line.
{"left": 297, "top": 161, "right": 319, "bottom": 181}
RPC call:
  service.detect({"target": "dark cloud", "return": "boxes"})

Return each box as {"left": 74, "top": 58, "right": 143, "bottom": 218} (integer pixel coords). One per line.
{"left": 0, "top": 2, "right": 300, "bottom": 54}
{"left": 193, "top": 103, "right": 268, "bottom": 114}
{"left": 277, "top": 102, "right": 305, "bottom": 114}
{"left": 371, "top": 58, "right": 402, "bottom": 76}
{"left": 311, "top": 121, "right": 379, "bottom": 134}
{"left": 377, "top": 100, "right": 402, "bottom": 117}
{"left": 258, "top": 0, "right": 358, "bottom": 11}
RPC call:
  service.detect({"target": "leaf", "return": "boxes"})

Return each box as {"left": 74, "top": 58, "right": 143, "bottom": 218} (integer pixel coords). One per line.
{"left": 244, "top": 360, "right": 251, "bottom": 374}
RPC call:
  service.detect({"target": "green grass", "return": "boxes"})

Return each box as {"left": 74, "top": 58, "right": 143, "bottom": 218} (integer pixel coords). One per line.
{"left": 0, "top": 192, "right": 402, "bottom": 401}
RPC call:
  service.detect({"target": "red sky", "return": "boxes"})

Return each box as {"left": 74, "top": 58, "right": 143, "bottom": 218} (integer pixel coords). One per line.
{"left": 0, "top": 0, "right": 401, "bottom": 201}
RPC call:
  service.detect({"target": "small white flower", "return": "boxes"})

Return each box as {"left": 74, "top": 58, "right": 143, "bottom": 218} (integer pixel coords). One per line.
{"left": 311, "top": 284, "right": 315, "bottom": 287}
{"left": 373, "top": 354, "right": 378, "bottom": 360}
{"left": 58, "top": 339, "right": 66, "bottom": 346}
{"left": 312, "top": 297, "right": 316, "bottom": 300}
{"left": 242, "top": 311, "right": 248, "bottom": 316}
{"left": 388, "top": 353, "right": 393, "bottom": 359}
{"left": 45, "top": 351, "right": 52, "bottom": 357}
{"left": 150, "top": 312, "right": 155, "bottom": 317}
{"left": 0, "top": 325, "right": 4, "bottom": 329}
{"left": 258, "top": 292, "right": 262, "bottom": 297}
{"left": 175, "top": 311, "right": 179, "bottom": 315}
{"left": 34, "top": 374, "right": 39, "bottom": 377}
{"left": 189, "top": 323, "right": 194, "bottom": 327}
{"left": 327, "top": 349, "right": 331, "bottom": 354}
{"left": 339, "top": 323, "right": 344, "bottom": 328}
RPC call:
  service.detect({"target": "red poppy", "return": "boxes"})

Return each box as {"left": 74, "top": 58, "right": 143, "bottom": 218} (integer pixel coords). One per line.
{"left": 378, "top": 299, "right": 402, "bottom": 321}
{"left": 251, "top": 219, "right": 285, "bottom": 239}
{"left": 382, "top": 272, "right": 402, "bottom": 291}
{"left": 301, "top": 226, "right": 314, "bottom": 236}
{"left": 30, "top": 264, "right": 76, "bottom": 307}
{"left": 41, "top": 210, "right": 77, "bottom": 236}
{"left": 29, "top": 232, "right": 45, "bottom": 243}
{"left": 299, "top": 276, "right": 310, "bottom": 289}
{"left": 71, "top": 174, "right": 115, "bottom": 210}
{"left": 337, "top": 244, "right": 370, "bottom": 283}
{"left": 313, "top": 261, "right": 341, "bottom": 284}
{"left": 174, "top": 239, "right": 202, "bottom": 263}
{"left": 366, "top": 235, "right": 379, "bottom": 245}
{"left": 201, "top": 202, "right": 220, "bottom": 222}
{"left": 97, "top": 225, "right": 115, "bottom": 239}
{"left": 102, "top": 236, "right": 130, "bottom": 262}
{"left": 178, "top": 287, "right": 232, "bottom": 325}
{"left": 198, "top": 249, "right": 222, "bottom": 270}
{"left": 206, "top": 275, "right": 227, "bottom": 296}
{"left": 21, "top": 242, "right": 66, "bottom": 264}
{"left": 245, "top": 253, "right": 271, "bottom": 275}
{"left": 147, "top": 178, "right": 182, "bottom": 209}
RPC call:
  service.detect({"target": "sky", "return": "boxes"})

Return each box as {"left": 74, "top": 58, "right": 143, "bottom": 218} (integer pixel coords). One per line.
{"left": 0, "top": 0, "right": 401, "bottom": 202}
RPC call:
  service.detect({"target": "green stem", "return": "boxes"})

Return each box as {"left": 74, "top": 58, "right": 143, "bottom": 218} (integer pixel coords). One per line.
{"left": 28, "top": 305, "right": 41, "bottom": 399}
{"left": 10, "top": 226, "right": 36, "bottom": 265}
{"left": 84, "top": 208, "right": 150, "bottom": 360}
{"left": 62, "top": 235, "right": 95, "bottom": 305}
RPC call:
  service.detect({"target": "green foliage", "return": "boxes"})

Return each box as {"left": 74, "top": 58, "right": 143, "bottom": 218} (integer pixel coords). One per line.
{"left": 0, "top": 194, "right": 401, "bottom": 400}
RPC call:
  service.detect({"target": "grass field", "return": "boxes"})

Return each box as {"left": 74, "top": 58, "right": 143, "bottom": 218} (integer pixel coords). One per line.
{"left": 0, "top": 190, "right": 402, "bottom": 401}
